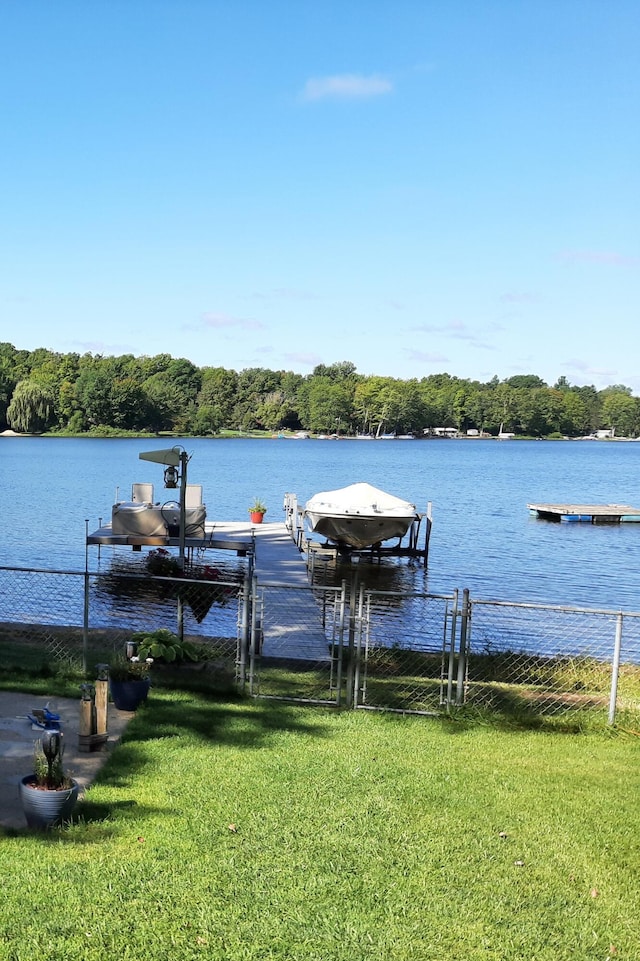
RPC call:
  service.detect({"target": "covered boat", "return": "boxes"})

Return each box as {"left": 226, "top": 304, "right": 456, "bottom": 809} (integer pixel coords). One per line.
{"left": 304, "top": 482, "right": 417, "bottom": 549}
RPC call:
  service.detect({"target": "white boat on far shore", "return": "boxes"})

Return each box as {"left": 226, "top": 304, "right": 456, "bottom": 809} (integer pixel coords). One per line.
{"left": 304, "top": 482, "right": 418, "bottom": 550}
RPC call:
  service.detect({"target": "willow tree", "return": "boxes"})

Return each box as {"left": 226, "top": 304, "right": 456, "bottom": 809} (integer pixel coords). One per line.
{"left": 6, "top": 379, "right": 55, "bottom": 433}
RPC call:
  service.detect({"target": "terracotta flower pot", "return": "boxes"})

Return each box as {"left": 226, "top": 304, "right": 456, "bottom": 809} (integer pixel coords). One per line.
{"left": 250, "top": 511, "right": 265, "bottom": 524}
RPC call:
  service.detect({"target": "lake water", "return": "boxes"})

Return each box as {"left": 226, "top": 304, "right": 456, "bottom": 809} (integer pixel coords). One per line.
{"left": 1, "top": 435, "right": 640, "bottom": 612}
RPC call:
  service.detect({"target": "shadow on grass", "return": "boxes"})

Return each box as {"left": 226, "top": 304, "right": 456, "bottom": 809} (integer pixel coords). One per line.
{"left": 4, "top": 691, "right": 334, "bottom": 843}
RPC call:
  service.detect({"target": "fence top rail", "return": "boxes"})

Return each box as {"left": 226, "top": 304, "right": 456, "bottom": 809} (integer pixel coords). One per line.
{"left": 0, "top": 564, "right": 86, "bottom": 577}
{"left": 364, "top": 588, "right": 457, "bottom": 603}
{"left": 471, "top": 597, "right": 640, "bottom": 618}
{"left": 89, "top": 570, "right": 243, "bottom": 590}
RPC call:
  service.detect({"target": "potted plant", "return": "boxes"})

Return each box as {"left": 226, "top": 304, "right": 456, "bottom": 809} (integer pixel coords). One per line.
{"left": 109, "top": 653, "right": 153, "bottom": 711}
{"left": 130, "top": 628, "right": 201, "bottom": 664}
{"left": 248, "top": 498, "right": 267, "bottom": 524}
{"left": 19, "top": 730, "right": 79, "bottom": 829}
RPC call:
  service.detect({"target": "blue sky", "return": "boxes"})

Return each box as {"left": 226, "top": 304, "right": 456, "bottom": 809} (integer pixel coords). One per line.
{"left": 1, "top": 1, "right": 638, "bottom": 390}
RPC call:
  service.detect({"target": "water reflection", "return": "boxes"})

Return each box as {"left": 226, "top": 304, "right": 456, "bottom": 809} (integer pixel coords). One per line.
{"left": 91, "top": 554, "right": 246, "bottom": 636}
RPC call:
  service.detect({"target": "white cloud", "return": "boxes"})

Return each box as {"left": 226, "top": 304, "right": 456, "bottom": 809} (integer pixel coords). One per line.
{"left": 284, "top": 351, "right": 323, "bottom": 367}
{"left": 196, "top": 312, "right": 265, "bottom": 332}
{"left": 561, "top": 358, "right": 618, "bottom": 377}
{"left": 409, "top": 320, "right": 497, "bottom": 350}
{"left": 404, "top": 349, "right": 449, "bottom": 363}
{"left": 300, "top": 73, "right": 393, "bottom": 102}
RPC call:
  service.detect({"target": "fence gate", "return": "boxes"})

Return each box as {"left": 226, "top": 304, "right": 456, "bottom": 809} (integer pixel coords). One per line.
{"left": 246, "top": 581, "right": 348, "bottom": 705}
{"left": 352, "top": 586, "right": 463, "bottom": 714}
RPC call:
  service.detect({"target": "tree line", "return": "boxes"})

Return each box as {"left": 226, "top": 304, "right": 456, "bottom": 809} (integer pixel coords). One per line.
{"left": 1, "top": 343, "right": 638, "bottom": 438}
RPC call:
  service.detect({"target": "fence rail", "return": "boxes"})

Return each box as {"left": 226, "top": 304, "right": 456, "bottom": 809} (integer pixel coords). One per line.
{"left": 0, "top": 565, "right": 638, "bottom": 727}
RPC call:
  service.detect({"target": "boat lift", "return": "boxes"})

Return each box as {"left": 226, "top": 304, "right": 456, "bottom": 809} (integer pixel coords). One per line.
{"left": 283, "top": 492, "right": 432, "bottom": 566}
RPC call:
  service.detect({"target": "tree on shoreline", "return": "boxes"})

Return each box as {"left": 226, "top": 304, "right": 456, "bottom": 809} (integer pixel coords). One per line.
{"left": 0, "top": 344, "right": 638, "bottom": 438}
{"left": 7, "top": 380, "right": 55, "bottom": 433}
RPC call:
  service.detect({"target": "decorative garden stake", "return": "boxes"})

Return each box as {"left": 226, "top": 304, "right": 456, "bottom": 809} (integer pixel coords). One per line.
{"left": 42, "top": 729, "right": 61, "bottom": 789}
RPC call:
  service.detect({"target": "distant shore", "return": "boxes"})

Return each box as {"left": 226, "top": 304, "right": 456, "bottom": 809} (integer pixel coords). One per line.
{"left": 2, "top": 428, "right": 639, "bottom": 443}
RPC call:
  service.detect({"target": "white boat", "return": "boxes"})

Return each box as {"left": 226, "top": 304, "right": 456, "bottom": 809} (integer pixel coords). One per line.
{"left": 304, "top": 482, "right": 418, "bottom": 549}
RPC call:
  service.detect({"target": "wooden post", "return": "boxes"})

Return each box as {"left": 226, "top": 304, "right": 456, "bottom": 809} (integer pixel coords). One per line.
{"left": 78, "top": 664, "right": 110, "bottom": 752}
{"left": 95, "top": 666, "right": 109, "bottom": 738}
{"left": 78, "top": 684, "right": 96, "bottom": 753}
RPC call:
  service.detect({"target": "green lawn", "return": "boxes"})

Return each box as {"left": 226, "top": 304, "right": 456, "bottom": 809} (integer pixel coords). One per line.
{"left": 1, "top": 691, "right": 638, "bottom": 960}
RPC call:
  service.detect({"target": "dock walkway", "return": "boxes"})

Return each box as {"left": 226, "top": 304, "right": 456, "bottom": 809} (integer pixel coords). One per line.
{"left": 252, "top": 523, "right": 332, "bottom": 662}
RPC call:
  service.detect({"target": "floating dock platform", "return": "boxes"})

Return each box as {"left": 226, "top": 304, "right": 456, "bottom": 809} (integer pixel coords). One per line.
{"left": 528, "top": 503, "right": 640, "bottom": 524}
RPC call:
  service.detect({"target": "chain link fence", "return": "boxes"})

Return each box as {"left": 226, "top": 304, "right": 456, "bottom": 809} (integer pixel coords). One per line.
{"left": 0, "top": 565, "right": 242, "bottom": 693}
{"left": 466, "top": 599, "right": 640, "bottom": 727}
{"left": 353, "top": 588, "right": 459, "bottom": 714}
{"left": 1, "top": 564, "right": 639, "bottom": 727}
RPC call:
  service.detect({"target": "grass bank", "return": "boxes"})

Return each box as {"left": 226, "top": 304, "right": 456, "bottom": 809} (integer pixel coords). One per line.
{"left": 1, "top": 690, "right": 638, "bottom": 960}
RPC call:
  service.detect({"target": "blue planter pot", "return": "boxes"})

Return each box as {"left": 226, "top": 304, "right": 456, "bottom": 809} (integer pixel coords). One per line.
{"left": 20, "top": 776, "right": 79, "bottom": 829}
{"left": 109, "top": 678, "right": 150, "bottom": 712}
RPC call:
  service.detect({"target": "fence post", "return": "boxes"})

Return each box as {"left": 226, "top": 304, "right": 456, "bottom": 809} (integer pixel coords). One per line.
{"left": 608, "top": 613, "right": 624, "bottom": 726}
{"left": 445, "top": 589, "right": 459, "bottom": 710}
{"left": 236, "top": 573, "right": 251, "bottom": 694}
{"left": 455, "top": 588, "right": 470, "bottom": 705}
{"left": 82, "top": 571, "right": 90, "bottom": 676}
{"left": 352, "top": 583, "right": 366, "bottom": 708}
{"left": 248, "top": 574, "right": 260, "bottom": 696}
{"left": 333, "top": 580, "right": 347, "bottom": 708}
{"left": 344, "top": 572, "right": 359, "bottom": 709}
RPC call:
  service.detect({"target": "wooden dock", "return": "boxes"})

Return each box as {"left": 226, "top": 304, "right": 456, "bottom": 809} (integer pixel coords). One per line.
{"left": 528, "top": 503, "right": 640, "bottom": 524}
{"left": 251, "top": 523, "right": 332, "bottom": 662}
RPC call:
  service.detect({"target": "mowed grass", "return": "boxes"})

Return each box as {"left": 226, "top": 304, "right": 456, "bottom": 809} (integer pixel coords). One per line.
{"left": 1, "top": 692, "right": 638, "bottom": 961}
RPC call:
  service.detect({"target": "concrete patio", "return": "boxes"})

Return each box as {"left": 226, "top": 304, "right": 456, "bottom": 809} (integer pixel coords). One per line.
{"left": 0, "top": 690, "right": 133, "bottom": 830}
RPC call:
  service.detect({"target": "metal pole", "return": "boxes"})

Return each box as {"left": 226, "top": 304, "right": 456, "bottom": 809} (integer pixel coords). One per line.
{"left": 83, "top": 519, "right": 90, "bottom": 676}
{"left": 352, "top": 583, "right": 366, "bottom": 708}
{"left": 345, "top": 569, "right": 358, "bottom": 709}
{"left": 176, "top": 450, "right": 188, "bottom": 640}
{"left": 334, "top": 580, "right": 347, "bottom": 707}
{"left": 248, "top": 574, "right": 259, "bottom": 696}
{"left": 446, "top": 589, "right": 459, "bottom": 709}
{"left": 237, "top": 571, "right": 251, "bottom": 694}
{"left": 455, "top": 589, "right": 469, "bottom": 705}
{"left": 178, "top": 450, "right": 187, "bottom": 570}
{"left": 608, "top": 613, "right": 623, "bottom": 726}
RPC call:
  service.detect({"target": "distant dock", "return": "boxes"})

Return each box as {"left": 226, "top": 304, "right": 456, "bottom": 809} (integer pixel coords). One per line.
{"left": 528, "top": 503, "right": 640, "bottom": 524}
